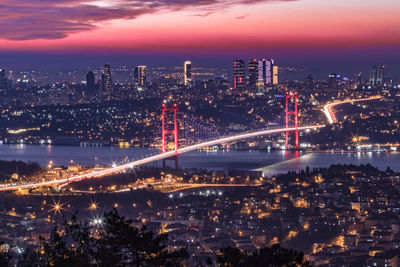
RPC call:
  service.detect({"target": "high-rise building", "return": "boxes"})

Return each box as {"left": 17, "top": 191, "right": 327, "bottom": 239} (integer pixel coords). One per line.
{"left": 354, "top": 72, "right": 363, "bottom": 89}
{"left": 134, "top": 66, "right": 147, "bottom": 87}
{"left": 369, "top": 65, "right": 377, "bottom": 86}
{"left": 256, "top": 59, "right": 266, "bottom": 91}
{"left": 233, "top": 60, "right": 245, "bottom": 90}
{"left": 102, "top": 63, "right": 112, "bottom": 94}
{"left": 257, "top": 60, "right": 265, "bottom": 84}
{"left": 265, "top": 59, "right": 273, "bottom": 85}
{"left": 0, "top": 69, "right": 7, "bottom": 89}
{"left": 369, "top": 65, "right": 385, "bottom": 86}
{"left": 133, "top": 67, "right": 138, "bottom": 84}
{"left": 184, "top": 61, "right": 192, "bottom": 86}
{"left": 328, "top": 73, "right": 339, "bottom": 90}
{"left": 272, "top": 65, "right": 278, "bottom": 85}
{"left": 305, "top": 74, "right": 314, "bottom": 90}
{"left": 376, "top": 65, "right": 384, "bottom": 85}
{"left": 247, "top": 59, "right": 258, "bottom": 88}
{"left": 86, "top": 71, "right": 95, "bottom": 95}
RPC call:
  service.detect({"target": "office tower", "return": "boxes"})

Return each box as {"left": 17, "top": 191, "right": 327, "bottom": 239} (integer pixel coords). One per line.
{"left": 86, "top": 71, "right": 95, "bottom": 95}
{"left": 376, "top": 65, "right": 384, "bottom": 85}
{"left": 184, "top": 60, "right": 192, "bottom": 86}
{"left": 369, "top": 65, "right": 385, "bottom": 86}
{"left": 257, "top": 59, "right": 265, "bottom": 83}
{"left": 256, "top": 59, "right": 266, "bottom": 91}
{"left": 305, "top": 74, "right": 314, "bottom": 90}
{"left": 134, "top": 66, "right": 147, "bottom": 86}
{"left": 272, "top": 65, "right": 278, "bottom": 85}
{"left": 354, "top": 72, "right": 363, "bottom": 89}
{"left": 102, "top": 63, "right": 112, "bottom": 94}
{"left": 265, "top": 59, "right": 273, "bottom": 84}
{"left": 247, "top": 59, "right": 258, "bottom": 88}
{"left": 233, "top": 60, "right": 245, "bottom": 90}
{"left": 133, "top": 67, "right": 138, "bottom": 84}
{"left": 369, "top": 65, "right": 377, "bottom": 85}
{"left": 0, "top": 69, "right": 7, "bottom": 89}
{"left": 328, "top": 73, "right": 339, "bottom": 90}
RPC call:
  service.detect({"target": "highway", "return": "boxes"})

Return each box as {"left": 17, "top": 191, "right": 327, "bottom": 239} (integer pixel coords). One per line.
{"left": 322, "top": 95, "right": 382, "bottom": 124}
{"left": 0, "top": 125, "right": 323, "bottom": 192}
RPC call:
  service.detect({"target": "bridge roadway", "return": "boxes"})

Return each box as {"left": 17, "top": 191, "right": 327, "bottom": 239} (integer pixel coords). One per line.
{"left": 0, "top": 125, "right": 323, "bottom": 192}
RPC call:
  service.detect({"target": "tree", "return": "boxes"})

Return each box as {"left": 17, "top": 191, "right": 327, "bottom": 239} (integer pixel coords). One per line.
{"left": 39, "top": 208, "right": 188, "bottom": 267}
{"left": 217, "top": 246, "right": 248, "bottom": 267}
{"left": 96, "top": 208, "right": 188, "bottom": 267}
{"left": 217, "top": 244, "right": 311, "bottom": 267}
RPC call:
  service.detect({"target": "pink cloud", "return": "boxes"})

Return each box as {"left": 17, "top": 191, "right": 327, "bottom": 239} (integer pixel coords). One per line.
{"left": 0, "top": 0, "right": 295, "bottom": 40}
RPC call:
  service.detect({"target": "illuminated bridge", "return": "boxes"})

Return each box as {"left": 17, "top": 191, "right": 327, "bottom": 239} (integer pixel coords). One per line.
{"left": 0, "top": 92, "right": 324, "bottom": 191}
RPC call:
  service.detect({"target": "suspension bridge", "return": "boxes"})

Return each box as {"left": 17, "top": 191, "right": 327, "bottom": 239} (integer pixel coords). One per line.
{"left": 0, "top": 92, "right": 324, "bottom": 191}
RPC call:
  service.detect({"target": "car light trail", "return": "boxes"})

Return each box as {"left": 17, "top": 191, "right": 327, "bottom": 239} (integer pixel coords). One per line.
{"left": 322, "top": 96, "right": 382, "bottom": 124}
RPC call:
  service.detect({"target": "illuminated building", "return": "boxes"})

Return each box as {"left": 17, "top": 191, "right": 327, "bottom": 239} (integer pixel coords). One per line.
{"left": 102, "top": 63, "right": 113, "bottom": 94}
{"left": 328, "top": 73, "right": 339, "bottom": 90}
{"left": 272, "top": 65, "right": 278, "bottom": 85}
{"left": 134, "top": 66, "right": 147, "bottom": 87}
{"left": 305, "top": 74, "right": 314, "bottom": 90}
{"left": 369, "top": 65, "right": 385, "bottom": 86}
{"left": 184, "top": 61, "right": 192, "bottom": 86}
{"left": 86, "top": 71, "right": 95, "bottom": 96}
{"left": 376, "top": 65, "right": 385, "bottom": 85}
{"left": 0, "top": 69, "right": 7, "bottom": 89}
{"left": 233, "top": 60, "right": 245, "bottom": 90}
{"left": 265, "top": 59, "right": 273, "bottom": 84}
{"left": 247, "top": 59, "right": 258, "bottom": 89}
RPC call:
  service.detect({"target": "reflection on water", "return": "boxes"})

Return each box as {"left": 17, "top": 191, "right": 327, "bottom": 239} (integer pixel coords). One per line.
{"left": 260, "top": 151, "right": 400, "bottom": 177}
{"left": 0, "top": 144, "right": 400, "bottom": 177}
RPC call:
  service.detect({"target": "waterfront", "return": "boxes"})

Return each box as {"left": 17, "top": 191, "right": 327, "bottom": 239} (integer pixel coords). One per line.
{"left": 1, "top": 144, "right": 400, "bottom": 177}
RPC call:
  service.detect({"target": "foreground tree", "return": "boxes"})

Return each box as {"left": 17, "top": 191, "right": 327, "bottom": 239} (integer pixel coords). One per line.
{"left": 40, "top": 208, "right": 188, "bottom": 266}
{"left": 96, "top": 208, "right": 188, "bottom": 267}
{"left": 217, "top": 244, "right": 311, "bottom": 267}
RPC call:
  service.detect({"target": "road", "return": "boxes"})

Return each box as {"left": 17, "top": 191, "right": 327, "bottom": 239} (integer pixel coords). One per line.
{"left": 0, "top": 125, "right": 323, "bottom": 191}
{"left": 159, "top": 183, "right": 262, "bottom": 193}
{"left": 322, "top": 95, "right": 382, "bottom": 124}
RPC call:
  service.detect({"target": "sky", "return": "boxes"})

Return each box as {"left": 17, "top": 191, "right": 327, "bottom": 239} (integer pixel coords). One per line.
{"left": 0, "top": 0, "right": 399, "bottom": 79}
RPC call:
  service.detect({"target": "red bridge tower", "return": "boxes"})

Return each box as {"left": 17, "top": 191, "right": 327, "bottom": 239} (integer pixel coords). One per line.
{"left": 285, "top": 91, "right": 299, "bottom": 149}
{"left": 161, "top": 103, "right": 179, "bottom": 153}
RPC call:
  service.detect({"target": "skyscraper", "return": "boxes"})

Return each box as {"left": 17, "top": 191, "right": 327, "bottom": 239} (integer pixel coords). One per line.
{"left": 369, "top": 65, "right": 377, "bottom": 86}
{"left": 0, "top": 69, "right": 7, "bottom": 89}
{"left": 369, "top": 65, "right": 385, "bottom": 86}
{"left": 233, "top": 60, "right": 245, "bottom": 90}
{"left": 305, "top": 74, "right": 314, "bottom": 90}
{"left": 376, "top": 65, "right": 384, "bottom": 85}
{"left": 134, "top": 66, "right": 147, "bottom": 87}
{"left": 86, "top": 71, "right": 95, "bottom": 96}
{"left": 265, "top": 59, "right": 273, "bottom": 85}
{"left": 102, "top": 63, "right": 112, "bottom": 94}
{"left": 272, "top": 65, "right": 279, "bottom": 85}
{"left": 133, "top": 67, "right": 138, "bottom": 84}
{"left": 328, "top": 73, "right": 339, "bottom": 90}
{"left": 184, "top": 61, "right": 192, "bottom": 86}
{"left": 257, "top": 59, "right": 266, "bottom": 91}
{"left": 247, "top": 59, "right": 258, "bottom": 88}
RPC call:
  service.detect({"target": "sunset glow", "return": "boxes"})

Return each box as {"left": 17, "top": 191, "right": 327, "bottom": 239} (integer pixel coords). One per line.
{"left": 0, "top": 0, "right": 399, "bottom": 52}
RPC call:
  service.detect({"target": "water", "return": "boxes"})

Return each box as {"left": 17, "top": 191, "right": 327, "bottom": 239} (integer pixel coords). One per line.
{"left": 1, "top": 144, "right": 400, "bottom": 177}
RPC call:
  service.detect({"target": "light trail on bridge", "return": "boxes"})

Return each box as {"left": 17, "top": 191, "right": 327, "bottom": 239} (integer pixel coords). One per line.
{"left": 0, "top": 125, "right": 323, "bottom": 192}
{"left": 322, "top": 95, "right": 382, "bottom": 124}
